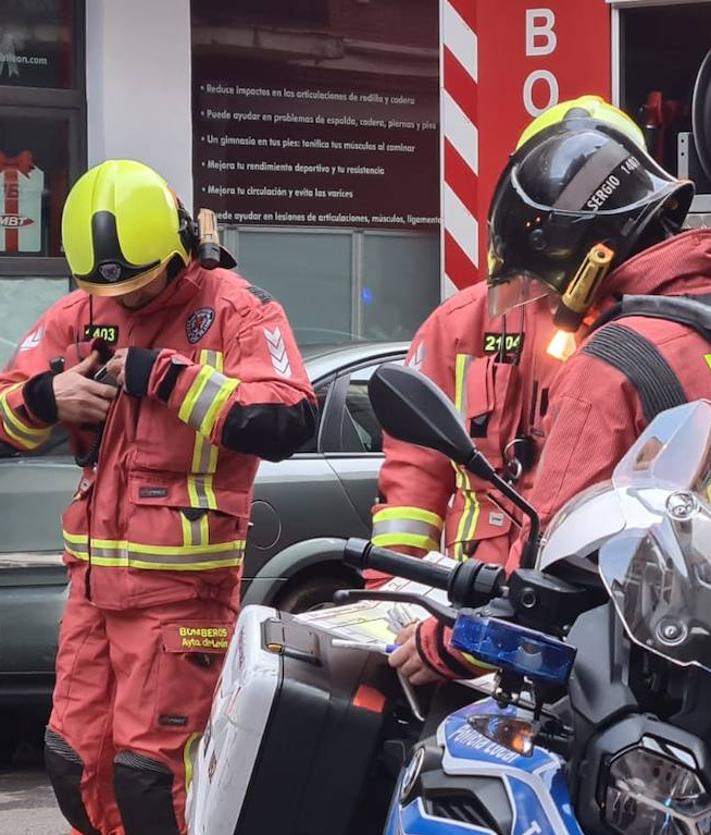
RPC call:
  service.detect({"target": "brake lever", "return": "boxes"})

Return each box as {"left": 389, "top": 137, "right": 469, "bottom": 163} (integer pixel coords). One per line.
{"left": 332, "top": 589, "right": 457, "bottom": 628}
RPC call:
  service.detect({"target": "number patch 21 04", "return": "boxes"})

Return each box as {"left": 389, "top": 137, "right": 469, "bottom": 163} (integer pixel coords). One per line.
{"left": 483, "top": 332, "right": 523, "bottom": 357}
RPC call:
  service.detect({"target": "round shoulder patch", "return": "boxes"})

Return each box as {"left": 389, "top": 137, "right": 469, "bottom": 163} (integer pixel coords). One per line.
{"left": 186, "top": 307, "right": 216, "bottom": 344}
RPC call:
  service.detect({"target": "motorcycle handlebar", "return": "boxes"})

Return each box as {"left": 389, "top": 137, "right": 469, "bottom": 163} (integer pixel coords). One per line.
{"left": 343, "top": 538, "right": 452, "bottom": 591}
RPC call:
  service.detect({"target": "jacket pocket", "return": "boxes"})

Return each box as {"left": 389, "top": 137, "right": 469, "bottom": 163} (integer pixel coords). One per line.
{"left": 150, "top": 620, "right": 234, "bottom": 733}
{"left": 116, "top": 472, "right": 248, "bottom": 574}
{"left": 463, "top": 357, "right": 522, "bottom": 469}
{"left": 133, "top": 395, "right": 197, "bottom": 473}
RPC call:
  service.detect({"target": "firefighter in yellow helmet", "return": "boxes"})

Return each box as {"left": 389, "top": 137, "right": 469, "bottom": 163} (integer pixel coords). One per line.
{"left": 377, "top": 98, "right": 648, "bottom": 684}
{"left": 0, "top": 159, "right": 316, "bottom": 834}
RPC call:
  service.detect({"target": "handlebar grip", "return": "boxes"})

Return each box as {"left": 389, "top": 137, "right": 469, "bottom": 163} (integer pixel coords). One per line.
{"left": 343, "top": 538, "right": 452, "bottom": 591}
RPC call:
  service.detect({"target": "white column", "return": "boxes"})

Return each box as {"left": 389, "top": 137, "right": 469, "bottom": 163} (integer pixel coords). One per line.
{"left": 85, "top": 0, "right": 193, "bottom": 209}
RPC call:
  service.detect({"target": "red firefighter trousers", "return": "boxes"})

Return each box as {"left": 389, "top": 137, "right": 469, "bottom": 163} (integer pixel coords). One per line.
{"left": 48, "top": 574, "right": 234, "bottom": 835}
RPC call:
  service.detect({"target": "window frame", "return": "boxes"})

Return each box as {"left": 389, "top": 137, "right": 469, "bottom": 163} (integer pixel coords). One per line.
{"left": 0, "top": 0, "right": 87, "bottom": 277}
{"left": 320, "top": 351, "right": 406, "bottom": 456}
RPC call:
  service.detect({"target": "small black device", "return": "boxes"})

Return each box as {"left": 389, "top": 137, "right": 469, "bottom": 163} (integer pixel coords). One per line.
{"left": 93, "top": 364, "right": 120, "bottom": 388}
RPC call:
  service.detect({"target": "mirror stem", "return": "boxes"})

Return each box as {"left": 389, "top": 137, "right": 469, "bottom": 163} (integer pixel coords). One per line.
{"left": 464, "top": 452, "right": 541, "bottom": 570}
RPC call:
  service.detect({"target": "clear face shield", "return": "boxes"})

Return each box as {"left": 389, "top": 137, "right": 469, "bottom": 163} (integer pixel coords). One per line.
{"left": 486, "top": 269, "right": 555, "bottom": 319}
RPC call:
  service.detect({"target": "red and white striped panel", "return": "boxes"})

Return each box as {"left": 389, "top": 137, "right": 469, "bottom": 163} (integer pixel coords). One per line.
{"left": 440, "top": 0, "right": 479, "bottom": 296}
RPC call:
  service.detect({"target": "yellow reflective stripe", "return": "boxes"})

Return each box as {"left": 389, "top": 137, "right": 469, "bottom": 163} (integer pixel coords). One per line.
{"left": 199, "top": 513, "right": 209, "bottom": 546}
{"left": 460, "top": 652, "right": 497, "bottom": 671}
{"left": 63, "top": 531, "right": 244, "bottom": 570}
{"left": 199, "top": 378, "right": 239, "bottom": 438}
{"left": 373, "top": 506, "right": 444, "bottom": 528}
{"left": 454, "top": 354, "right": 471, "bottom": 414}
{"left": 89, "top": 555, "right": 243, "bottom": 571}
{"left": 0, "top": 420, "right": 45, "bottom": 450}
{"left": 90, "top": 537, "right": 244, "bottom": 556}
{"left": 184, "top": 732, "right": 202, "bottom": 790}
{"left": 63, "top": 531, "right": 89, "bottom": 544}
{"left": 371, "top": 532, "right": 440, "bottom": 552}
{"left": 178, "top": 365, "right": 213, "bottom": 423}
{"left": 187, "top": 475, "right": 199, "bottom": 508}
{"left": 188, "top": 351, "right": 222, "bottom": 510}
{"left": 452, "top": 354, "right": 479, "bottom": 560}
{"left": 65, "top": 545, "right": 89, "bottom": 561}
{"left": 0, "top": 383, "right": 50, "bottom": 437}
{"left": 181, "top": 512, "right": 194, "bottom": 547}
{"left": 0, "top": 385, "right": 51, "bottom": 449}
{"left": 191, "top": 434, "right": 205, "bottom": 473}
{"left": 453, "top": 471, "right": 480, "bottom": 561}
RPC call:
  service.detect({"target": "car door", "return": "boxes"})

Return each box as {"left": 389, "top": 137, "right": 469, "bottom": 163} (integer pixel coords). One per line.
{"left": 321, "top": 355, "right": 404, "bottom": 528}
{"left": 0, "top": 430, "right": 75, "bottom": 691}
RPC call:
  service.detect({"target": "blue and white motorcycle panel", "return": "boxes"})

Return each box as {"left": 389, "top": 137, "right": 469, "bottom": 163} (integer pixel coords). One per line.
{"left": 389, "top": 699, "right": 583, "bottom": 835}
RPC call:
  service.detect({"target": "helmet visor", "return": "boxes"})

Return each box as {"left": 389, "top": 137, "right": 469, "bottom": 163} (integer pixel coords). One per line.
{"left": 487, "top": 271, "right": 554, "bottom": 318}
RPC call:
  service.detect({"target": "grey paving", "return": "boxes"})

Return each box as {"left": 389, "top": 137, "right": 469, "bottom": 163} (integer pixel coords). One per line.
{"left": 0, "top": 767, "right": 67, "bottom": 834}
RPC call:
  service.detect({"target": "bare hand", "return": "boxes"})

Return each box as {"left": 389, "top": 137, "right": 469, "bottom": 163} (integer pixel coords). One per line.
{"left": 388, "top": 622, "right": 442, "bottom": 686}
{"left": 105, "top": 348, "right": 128, "bottom": 388}
{"left": 52, "top": 350, "right": 117, "bottom": 424}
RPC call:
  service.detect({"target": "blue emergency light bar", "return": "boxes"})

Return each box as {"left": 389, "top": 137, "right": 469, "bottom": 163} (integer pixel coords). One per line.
{"left": 451, "top": 614, "right": 576, "bottom": 687}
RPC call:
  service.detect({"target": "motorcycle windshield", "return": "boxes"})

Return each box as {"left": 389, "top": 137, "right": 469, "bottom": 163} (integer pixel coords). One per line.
{"left": 598, "top": 400, "right": 711, "bottom": 673}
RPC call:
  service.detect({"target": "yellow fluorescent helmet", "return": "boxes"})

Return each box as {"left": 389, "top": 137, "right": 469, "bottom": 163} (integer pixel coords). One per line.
{"left": 61, "top": 160, "right": 190, "bottom": 297}
{"left": 515, "top": 94, "right": 646, "bottom": 151}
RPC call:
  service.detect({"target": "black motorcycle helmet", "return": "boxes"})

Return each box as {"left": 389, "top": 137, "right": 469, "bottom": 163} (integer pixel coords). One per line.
{"left": 487, "top": 114, "right": 695, "bottom": 331}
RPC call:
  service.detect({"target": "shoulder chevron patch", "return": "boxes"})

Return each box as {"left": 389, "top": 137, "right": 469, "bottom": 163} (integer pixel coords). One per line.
{"left": 264, "top": 326, "right": 292, "bottom": 377}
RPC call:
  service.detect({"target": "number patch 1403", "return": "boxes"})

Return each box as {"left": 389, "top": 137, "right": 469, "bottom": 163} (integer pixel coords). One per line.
{"left": 84, "top": 324, "right": 119, "bottom": 345}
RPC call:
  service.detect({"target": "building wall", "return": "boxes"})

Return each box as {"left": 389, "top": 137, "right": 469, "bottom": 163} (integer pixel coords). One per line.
{"left": 86, "top": 0, "right": 194, "bottom": 209}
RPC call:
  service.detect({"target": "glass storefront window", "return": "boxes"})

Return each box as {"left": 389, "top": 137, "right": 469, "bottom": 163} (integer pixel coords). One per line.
{"left": 229, "top": 229, "right": 354, "bottom": 344}
{"left": 223, "top": 226, "right": 439, "bottom": 345}
{"left": 0, "top": 110, "right": 74, "bottom": 258}
{"left": 0, "top": 0, "right": 79, "bottom": 89}
{"left": 361, "top": 232, "right": 439, "bottom": 341}
{"left": 0, "top": 276, "right": 69, "bottom": 368}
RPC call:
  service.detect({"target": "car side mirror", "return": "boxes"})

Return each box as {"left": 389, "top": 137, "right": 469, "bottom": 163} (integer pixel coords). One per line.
{"left": 368, "top": 363, "right": 478, "bottom": 468}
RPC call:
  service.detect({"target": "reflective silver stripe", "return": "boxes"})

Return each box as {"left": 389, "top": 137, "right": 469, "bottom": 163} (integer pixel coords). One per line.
{"left": 188, "top": 474, "right": 213, "bottom": 509}
{"left": 89, "top": 545, "right": 243, "bottom": 566}
{"left": 372, "top": 518, "right": 442, "bottom": 541}
{"left": 190, "top": 516, "right": 203, "bottom": 545}
{"left": 186, "top": 369, "right": 229, "bottom": 430}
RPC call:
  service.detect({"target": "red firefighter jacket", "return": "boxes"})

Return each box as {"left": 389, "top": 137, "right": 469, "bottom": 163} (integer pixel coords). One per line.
{"left": 505, "top": 228, "right": 711, "bottom": 572}
{"left": 420, "top": 229, "right": 711, "bottom": 681}
{"left": 371, "top": 281, "right": 564, "bottom": 582}
{"left": 0, "top": 261, "right": 316, "bottom": 610}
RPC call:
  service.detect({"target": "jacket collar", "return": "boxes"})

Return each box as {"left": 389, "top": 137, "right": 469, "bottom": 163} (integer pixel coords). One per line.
{"left": 601, "top": 229, "right": 711, "bottom": 303}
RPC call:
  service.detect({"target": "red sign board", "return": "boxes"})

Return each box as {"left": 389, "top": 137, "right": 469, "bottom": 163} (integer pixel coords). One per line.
{"left": 442, "top": 0, "right": 611, "bottom": 289}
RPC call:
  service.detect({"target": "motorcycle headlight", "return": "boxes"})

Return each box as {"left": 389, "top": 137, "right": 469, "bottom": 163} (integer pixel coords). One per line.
{"left": 605, "top": 744, "right": 711, "bottom": 834}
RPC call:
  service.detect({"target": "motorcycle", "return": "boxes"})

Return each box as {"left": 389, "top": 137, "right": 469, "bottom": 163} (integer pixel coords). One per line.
{"left": 187, "top": 363, "right": 711, "bottom": 835}
{"left": 342, "top": 364, "right": 711, "bottom": 835}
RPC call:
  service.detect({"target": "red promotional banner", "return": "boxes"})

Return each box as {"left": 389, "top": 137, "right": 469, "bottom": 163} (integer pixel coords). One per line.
{"left": 442, "top": 0, "right": 611, "bottom": 290}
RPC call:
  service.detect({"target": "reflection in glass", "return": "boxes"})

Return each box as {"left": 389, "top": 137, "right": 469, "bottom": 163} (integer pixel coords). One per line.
{"left": 0, "top": 0, "right": 77, "bottom": 89}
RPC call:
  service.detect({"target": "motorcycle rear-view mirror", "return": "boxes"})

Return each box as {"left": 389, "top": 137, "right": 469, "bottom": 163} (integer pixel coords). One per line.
{"left": 368, "top": 363, "right": 478, "bottom": 468}
{"left": 369, "top": 363, "right": 542, "bottom": 569}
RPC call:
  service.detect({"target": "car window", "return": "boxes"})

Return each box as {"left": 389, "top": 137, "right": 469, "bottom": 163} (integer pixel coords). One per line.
{"left": 342, "top": 364, "right": 385, "bottom": 454}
